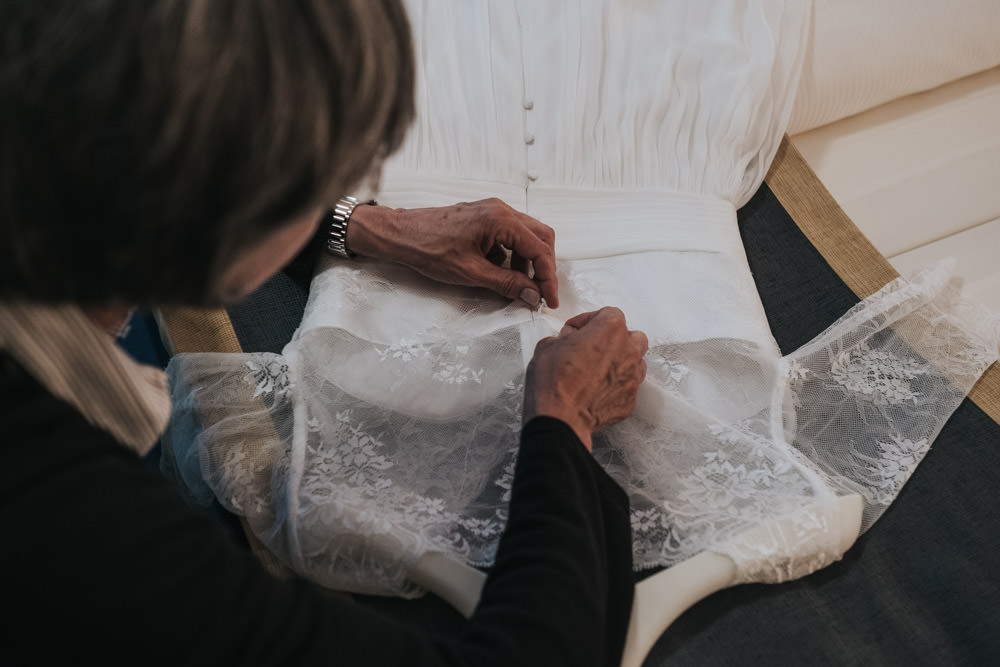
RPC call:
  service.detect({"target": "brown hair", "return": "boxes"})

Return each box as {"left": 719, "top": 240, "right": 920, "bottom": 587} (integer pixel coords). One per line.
{"left": 0, "top": 0, "right": 414, "bottom": 306}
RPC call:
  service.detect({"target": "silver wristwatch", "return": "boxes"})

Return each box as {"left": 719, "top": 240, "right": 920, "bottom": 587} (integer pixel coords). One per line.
{"left": 326, "top": 195, "right": 360, "bottom": 259}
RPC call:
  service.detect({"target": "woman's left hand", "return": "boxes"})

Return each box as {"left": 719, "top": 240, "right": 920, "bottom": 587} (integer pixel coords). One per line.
{"left": 346, "top": 198, "right": 559, "bottom": 309}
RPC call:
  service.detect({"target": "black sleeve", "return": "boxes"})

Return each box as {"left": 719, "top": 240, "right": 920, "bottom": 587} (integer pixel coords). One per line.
{"left": 1, "top": 363, "right": 633, "bottom": 666}
{"left": 459, "top": 417, "right": 635, "bottom": 666}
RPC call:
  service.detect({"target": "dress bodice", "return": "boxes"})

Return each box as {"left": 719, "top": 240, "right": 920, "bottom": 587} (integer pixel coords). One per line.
{"left": 388, "top": 1, "right": 806, "bottom": 203}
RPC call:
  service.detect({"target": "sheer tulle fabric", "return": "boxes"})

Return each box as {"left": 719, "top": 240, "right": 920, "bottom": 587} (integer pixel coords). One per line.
{"left": 163, "top": 263, "right": 999, "bottom": 595}
{"left": 162, "top": 0, "right": 1000, "bottom": 597}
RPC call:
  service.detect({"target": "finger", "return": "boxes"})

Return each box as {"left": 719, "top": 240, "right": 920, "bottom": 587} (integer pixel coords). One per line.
{"left": 562, "top": 306, "right": 624, "bottom": 330}
{"left": 517, "top": 214, "right": 556, "bottom": 252}
{"left": 497, "top": 225, "right": 560, "bottom": 309}
{"left": 558, "top": 324, "right": 576, "bottom": 337}
{"left": 494, "top": 204, "right": 555, "bottom": 250}
{"left": 533, "top": 263, "right": 559, "bottom": 309}
{"left": 562, "top": 309, "right": 603, "bottom": 330}
{"left": 629, "top": 329, "right": 649, "bottom": 355}
{"left": 474, "top": 259, "right": 544, "bottom": 308}
{"left": 589, "top": 306, "right": 627, "bottom": 329}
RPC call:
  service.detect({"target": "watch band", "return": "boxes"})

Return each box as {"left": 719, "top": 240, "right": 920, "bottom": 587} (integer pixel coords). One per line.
{"left": 325, "top": 195, "right": 360, "bottom": 259}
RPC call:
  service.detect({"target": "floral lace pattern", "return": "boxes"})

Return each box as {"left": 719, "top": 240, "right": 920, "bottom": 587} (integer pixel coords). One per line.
{"left": 845, "top": 435, "right": 929, "bottom": 506}
{"left": 649, "top": 347, "right": 690, "bottom": 390}
{"left": 675, "top": 451, "right": 813, "bottom": 516}
{"left": 373, "top": 339, "right": 487, "bottom": 386}
{"left": 313, "top": 411, "right": 395, "bottom": 488}
{"left": 829, "top": 344, "right": 925, "bottom": 406}
{"left": 162, "top": 264, "right": 1000, "bottom": 598}
{"left": 871, "top": 436, "right": 927, "bottom": 503}
{"left": 243, "top": 358, "right": 292, "bottom": 398}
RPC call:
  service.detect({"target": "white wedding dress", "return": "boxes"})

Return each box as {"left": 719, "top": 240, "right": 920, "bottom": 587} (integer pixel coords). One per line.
{"left": 163, "top": 0, "right": 999, "bottom": 617}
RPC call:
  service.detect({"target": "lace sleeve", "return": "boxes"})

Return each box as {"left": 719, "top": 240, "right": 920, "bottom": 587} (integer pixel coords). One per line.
{"left": 605, "top": 261, "right": 999, "bottom": 584}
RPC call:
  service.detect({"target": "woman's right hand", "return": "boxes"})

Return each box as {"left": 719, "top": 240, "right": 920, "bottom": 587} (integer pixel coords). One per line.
{"left": 523, "top": 307, "right": 648, "bottom": 451}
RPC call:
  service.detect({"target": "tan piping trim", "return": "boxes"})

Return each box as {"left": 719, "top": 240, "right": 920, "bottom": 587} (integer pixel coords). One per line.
{"left": 155, "top": 307, "right": 243, "bottom": 355}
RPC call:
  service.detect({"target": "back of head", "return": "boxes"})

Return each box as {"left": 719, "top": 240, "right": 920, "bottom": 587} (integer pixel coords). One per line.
{"left": 0, "top": 0, "right": 414, "bottom": 306}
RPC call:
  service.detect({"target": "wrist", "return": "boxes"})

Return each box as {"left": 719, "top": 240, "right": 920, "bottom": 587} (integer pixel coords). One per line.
{"left": 343, "top": 203, "right": 400, "bottom": 261}
{"left": 523, "top": 398, "right": 593, "bottom": 452}
{"left": 325, "top": 197, "right": 379, "bottom": 259}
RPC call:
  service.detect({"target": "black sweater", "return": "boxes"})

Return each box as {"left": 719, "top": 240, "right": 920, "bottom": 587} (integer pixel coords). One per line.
{"left": 0, "top": 352, "right": 633, "bottom": 665}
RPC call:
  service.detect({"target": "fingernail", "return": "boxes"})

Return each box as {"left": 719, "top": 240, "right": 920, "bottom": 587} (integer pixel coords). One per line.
{"left": 520, "top": 287, "right": 540, "bottom": 308}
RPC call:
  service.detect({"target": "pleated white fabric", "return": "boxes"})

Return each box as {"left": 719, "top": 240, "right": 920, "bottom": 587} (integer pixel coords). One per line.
{"left": 163, "top": 0, "right": 1000, "bottom": 598}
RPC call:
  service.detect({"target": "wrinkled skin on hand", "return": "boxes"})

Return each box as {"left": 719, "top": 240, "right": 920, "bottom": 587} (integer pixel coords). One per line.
{"left": 348, "top": 198, "right": 559, "bottom": 308}
{"left": 523, "top": 307, "right": 648, "bottom": 451}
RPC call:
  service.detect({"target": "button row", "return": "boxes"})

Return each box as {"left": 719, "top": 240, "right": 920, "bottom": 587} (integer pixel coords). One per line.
{"left": 524, "top": 97, "right": 535, "bottom": 182}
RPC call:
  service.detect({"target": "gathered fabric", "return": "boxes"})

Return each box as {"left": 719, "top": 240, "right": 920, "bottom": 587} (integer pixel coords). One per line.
{"left": 163, "top": 0, "right": 1000, "bottom": 598}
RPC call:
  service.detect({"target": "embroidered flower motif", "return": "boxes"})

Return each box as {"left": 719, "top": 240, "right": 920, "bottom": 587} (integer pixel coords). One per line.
{"left": 494, "top": 459, "right": 517, "bottom": 502}
{"left": 680, "top": 455, "right": 758, "bottom": 508}
{"left": 375, "top": 338, "right": 429, "bottom": 363}
{"left": 786, "top": 359, "right": 808, "bottom": 382}
{"left": 707, "top": 420, "right": 755, "bottom": 447}
{"left": 829, "top": 345, "right": 925, "bottom": 405}
{"left": 651, "top": 354, "right": 689, "bottom": 384}
{"left": 373, "top": 338, "right": 487, "bottom": 385}
{"left": 459, "top": 516, "right": 503, "bottom": 538}
{"left": 432, "top": 361, "right": 485, "bottom": 385}
{"left": 315, "top": 410, "right": 394, "bottom": 487}
{"left": 497, "top": 382, "right": 525, "bottom": 432}
{"left": 243, "top": 357, "right": 292, "bottom": 398}
{"left": 429, "top": 341, "right": 485, "bottom": 384}
{"left": 630, "top": 507, "right": 666, "bottom": 534}
{"left": 408, "top": 496, "right": 447, "bottom": 518}
{"left": 860, "top": 435, "right": 927, "bottom": 504}
{"left": 674, "top": 449, "right": 813, "bottom": 525}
